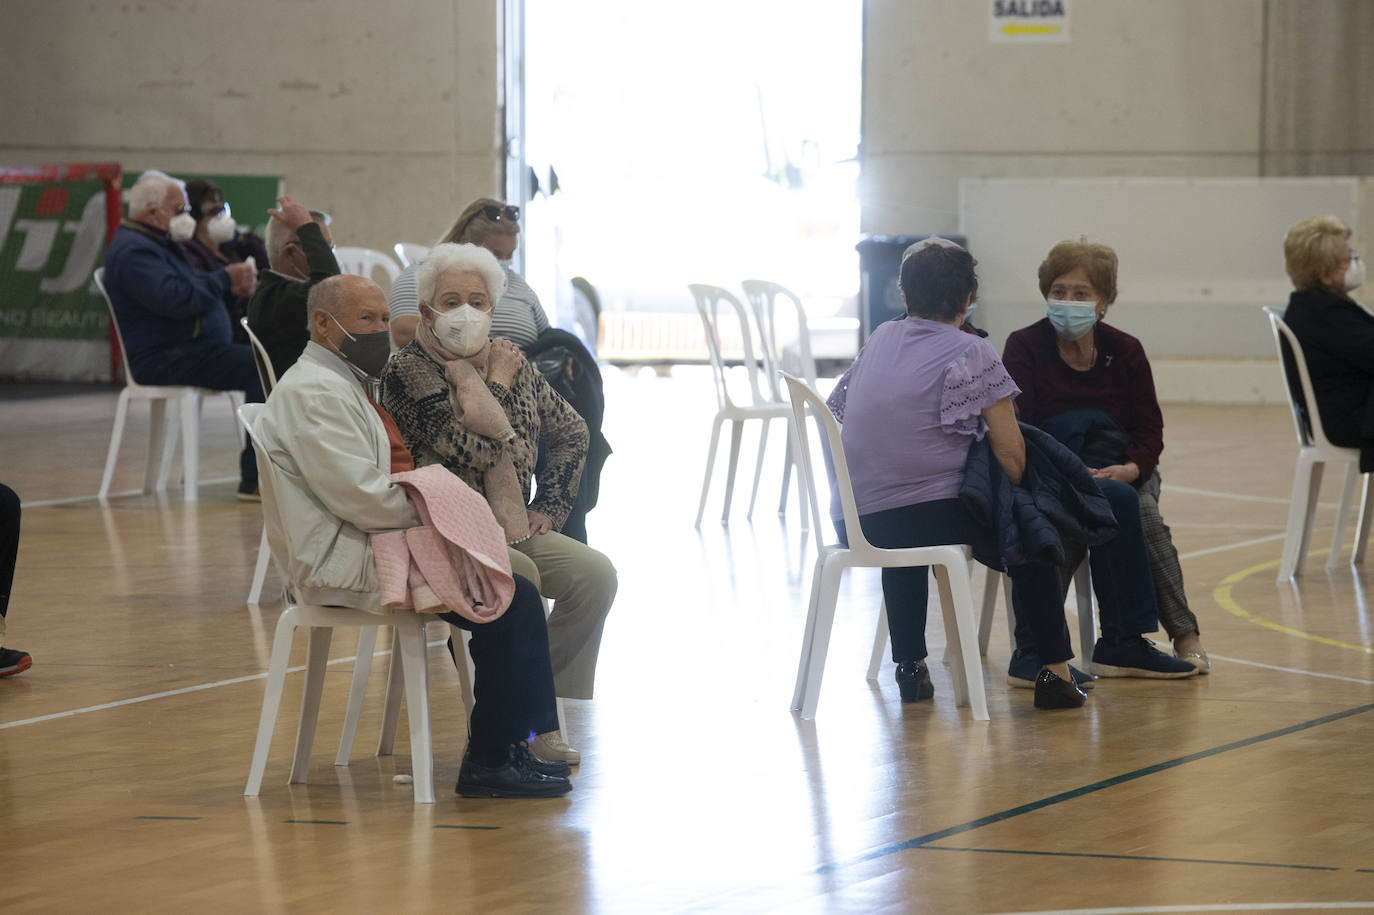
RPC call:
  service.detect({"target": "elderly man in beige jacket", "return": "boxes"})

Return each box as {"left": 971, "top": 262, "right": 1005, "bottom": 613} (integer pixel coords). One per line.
{"left": 254, "top": 274, "right": 571, "bottom": 798}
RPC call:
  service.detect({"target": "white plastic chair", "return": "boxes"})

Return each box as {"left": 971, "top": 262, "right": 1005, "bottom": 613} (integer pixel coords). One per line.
{"left": 334, "top": 247, "right": 401, "bottom": 288}
{"left": 1264, "top": 307, "right": 1372, "bottom": 580}
{"left": 690, "top": 283, "right": 798, "bottom": 528}
{"left": 237, "top": 403, "right": 438, "bottom": 804}
{"left": 781, "top": 372, "right": 988, "bottom": 721}
{"left": 94, "top": 267, "right": 243, "bottom": 503}
{"left": 742, "top": 279, "right": 814, "bottom": 523}
{"left": 393, "top": 242, "right": 429, "bottom": 269}
{"left": 239, "top": 317, "right": 277, "bottom": 606}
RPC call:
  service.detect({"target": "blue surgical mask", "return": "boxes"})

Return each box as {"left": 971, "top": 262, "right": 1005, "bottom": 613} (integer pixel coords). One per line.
{"left": 1046, "top": 299, "right": 1098, "bottom": 340}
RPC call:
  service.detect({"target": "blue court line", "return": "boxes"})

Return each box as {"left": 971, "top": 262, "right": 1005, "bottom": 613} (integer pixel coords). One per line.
{"left": 921, "top": 845, "right": 1340, "bottom": 872}
{"left": 284, "top": 819, "right": 348, "bottom": 825}
{"left": 434, "top": 824, "right": 501, "bottom": 831}
{"left": 814, "top": 701, "right": 1374, "bottom": 876}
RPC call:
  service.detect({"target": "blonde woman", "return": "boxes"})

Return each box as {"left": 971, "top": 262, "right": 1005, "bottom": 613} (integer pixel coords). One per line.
{"left": 1281, "top": 216, "right": 1372, "bottom": 470}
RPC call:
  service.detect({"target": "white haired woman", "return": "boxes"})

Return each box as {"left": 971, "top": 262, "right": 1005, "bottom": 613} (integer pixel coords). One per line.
{"left": 380, "top": 243, "right": 615, "bottom": 765}
{"left": 1282, "top": 216, "right": 1373, "bottom": 469}
{"left": 389, "top": 198, "right": 549, "bottom": 350}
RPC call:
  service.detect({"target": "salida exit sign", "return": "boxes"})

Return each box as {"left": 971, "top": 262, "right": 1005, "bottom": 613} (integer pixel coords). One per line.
{"left": 990, "top": 0, "right": 1070, "bottom": 43}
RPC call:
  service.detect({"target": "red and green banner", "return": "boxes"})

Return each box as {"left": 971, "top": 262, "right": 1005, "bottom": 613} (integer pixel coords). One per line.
{"left": 0, "top": 163, "right": 122, "bottom": 382}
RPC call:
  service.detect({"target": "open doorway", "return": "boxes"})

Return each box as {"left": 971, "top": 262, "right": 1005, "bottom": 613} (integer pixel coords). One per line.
{"left": 518, "top": 0, "right": 863, "bottom": 367}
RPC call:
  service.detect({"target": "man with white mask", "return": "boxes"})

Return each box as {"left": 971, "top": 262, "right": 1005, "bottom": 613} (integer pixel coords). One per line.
{"left": 103, "top": 171, "right": 263, "bottom": 499}
{"left": 246, "top": 194, "right": 339, "bottom": 382}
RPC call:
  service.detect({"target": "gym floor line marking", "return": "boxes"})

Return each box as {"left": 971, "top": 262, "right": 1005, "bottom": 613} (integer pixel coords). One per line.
{"left": 982, "top": 903, "right": 1374, "bottom": 914}
{"left": 919, "top": 844, "right": 1338, "bottom": 872}
{"left": 21, "top": 476, "right": 239, "bottom": 509}
{"left": 1177, "top": 532, "right": 1286, "bottom": 562}
{"left": 434, "top": 824, "right": 501, "bottom": 831}
{"left": 0, "top": 638, "right": 449, "bottom": 731}
{"left": 809, "top": 701, "right": 1374, "bottom": 877}
{"left": 1213, "top": 551, "right": 1374, "bottom": 656}
{"left": 1208, "top": 652, "right": 1374, "bottom": 685}
{"left": 1165, "top": 484, "right": 1326, "bottom": 507}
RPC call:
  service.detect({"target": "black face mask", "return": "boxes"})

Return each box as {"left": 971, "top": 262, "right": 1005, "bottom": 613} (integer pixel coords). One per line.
{"left": 328, "top": 313, "right": 391, "bottom": 378}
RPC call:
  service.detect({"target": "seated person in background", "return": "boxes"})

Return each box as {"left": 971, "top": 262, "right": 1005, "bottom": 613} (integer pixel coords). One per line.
{"left": 828, "top": 238, "right": 1095, "bottom": 710}
{"left": 389, "top": 198, "right": 548, "bottom": 350}
{"left": 103, "top": 172, "right": 264, "bottom": 500}
{"left": 247, "top": 195, "right": 339, "bottom": 383}
{"left": 0, "top": 483, "right": 31, "bottom": 678}
{"left": 179, "top": 178, "right": 269, "bottom": 343}
{"left": 381, "top": 243, "right": 615, "bottom": 763}
{"left": 1002, "top": 239, "right": 1207, "bottom": 679}
{"left": 257, "top": 274, "right": 571, "bottom": 797}
{"left": 1281, "top": 216, "right": 1374, "bottom": 469}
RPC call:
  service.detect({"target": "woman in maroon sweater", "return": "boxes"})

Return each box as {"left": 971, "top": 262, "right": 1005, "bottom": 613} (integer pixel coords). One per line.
{"left": 1002, "top": 239, "right": 1209, "bottom": 676}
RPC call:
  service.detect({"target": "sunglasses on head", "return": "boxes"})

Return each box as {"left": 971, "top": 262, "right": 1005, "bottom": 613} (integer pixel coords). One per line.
{"left": 479, "top": 204, "right": 519, "bottom": 223}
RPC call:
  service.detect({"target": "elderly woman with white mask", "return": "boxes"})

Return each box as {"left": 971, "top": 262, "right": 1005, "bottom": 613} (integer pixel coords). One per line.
{"left": 380, "top": 243, "right": 615, "bottom": 765}
{"left": 1002, "top": 239, "right": 1207, "bottom": 683}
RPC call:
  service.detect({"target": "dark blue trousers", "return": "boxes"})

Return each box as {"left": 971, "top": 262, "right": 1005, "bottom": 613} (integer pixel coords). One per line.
{"left": 130, "top": 339, "right": 265, "bottom": 486}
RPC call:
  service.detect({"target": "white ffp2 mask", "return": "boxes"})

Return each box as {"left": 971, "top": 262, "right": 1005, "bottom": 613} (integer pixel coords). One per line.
{"left": 433, "top": 304, "right": 492, "bottom": 356}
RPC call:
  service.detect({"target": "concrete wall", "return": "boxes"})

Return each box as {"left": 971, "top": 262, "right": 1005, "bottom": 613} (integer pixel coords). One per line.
{"left": 0, "top": 0, "right": 505, "bottom": 261}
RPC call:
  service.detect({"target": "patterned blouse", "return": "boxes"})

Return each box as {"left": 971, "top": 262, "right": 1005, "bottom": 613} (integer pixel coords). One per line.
{"left": 380, "top": 342, "right": 589, "bottom": 531}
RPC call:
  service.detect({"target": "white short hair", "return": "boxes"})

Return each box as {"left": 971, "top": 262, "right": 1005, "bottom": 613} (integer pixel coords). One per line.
{"left": 128, "top": 172, "right": 183, "bottom": 218}
{"left": 264, "top": 215, "right": 292, "bottom": 267}
{"left": 416, "top": 242, "right": 507, "bottom": 307}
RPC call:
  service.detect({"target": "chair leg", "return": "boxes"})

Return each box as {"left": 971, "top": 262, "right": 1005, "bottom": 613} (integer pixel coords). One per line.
{"left": 150, "top": 398, "right": 175, "bottom": 493}
{"left": 777, "top": 432, "right": 793, "bottom": 516}
{"left": 396, "top": 618, "right": 435, "bottom": 805}
{"left": 245, "top": 607, "right": 298, "bottom": 796}
{"left": 866, "top": 599, "right": 889, "bottom": 681}
{"left": 451, "top": 626, "right": 476, "bottom": 716}
{"left": 745, "top": 418, "right": 770, "bottom": 520}
{"left": 797, "top": 561, "right": 845, "bottom": 720}
{"left": 791, "top": 557, "right": 828, "bottom": 709}
{"left": 694, "top": 414, "right": 726, "bottom": 529}
{"left": 247, "top": 526, "right": 271, "bottom": 605}
{"left": 977, "top": 564, "right": 1000, "bottom": 657}
{"left": 935, "top": 562, "right": 989, "bottom": 721}
{"left": 1278, "top": 455, "right": 1321, "bottom": 581}
{"left": 180, "top": 390, "right": 201, "bottom": 502}
{"left": 1353, "top": 473, "right": 1374, "bottom": 567}
{"left": 1073, "top": 560, "right": 1096, "bottom": 659}
{"left": 289, "top": 626, "right": 333, "bottom": 784}
{"left": 556, "top": 699, "right": 570, "bottom": 741}
{"left": 377, "top": 628, "right": 405, "bottom": 756}
{"left": 99, "top": 389, "right": 132, "bottom": 500}
{"left": 1327, "top": 462, "right": 1361, "bottom": 571}
{"left": 720, "top": 420, "right": 745, "bottom": 524}
{"left": 335, "top": 626, "right": 380, "bottom": 767}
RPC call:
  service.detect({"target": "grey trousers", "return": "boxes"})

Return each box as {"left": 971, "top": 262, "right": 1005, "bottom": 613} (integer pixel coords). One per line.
{"left": 509, "top": 531, "right": 617, "bottom": 700}
{"left": 1137, "top": 474, "right": 1200, "bottom": 639}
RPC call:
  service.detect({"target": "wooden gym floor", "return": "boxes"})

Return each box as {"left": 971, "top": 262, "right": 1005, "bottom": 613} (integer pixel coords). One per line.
{"left": 3, "top": 368, "right": 1374, "bottom": 914}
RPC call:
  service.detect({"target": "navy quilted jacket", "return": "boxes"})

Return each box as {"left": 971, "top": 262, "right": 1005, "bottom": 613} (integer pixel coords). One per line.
{"left": 959, "top": 423, "right": 1119, "bottom": 570}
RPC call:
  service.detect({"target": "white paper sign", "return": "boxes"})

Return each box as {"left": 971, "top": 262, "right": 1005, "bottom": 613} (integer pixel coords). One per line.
{"left": 989, "top": 0, "right": 1070, "bottom": 44}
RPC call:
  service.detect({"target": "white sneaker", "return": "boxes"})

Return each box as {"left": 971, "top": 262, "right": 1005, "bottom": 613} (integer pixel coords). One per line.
{"left": 530, "top": 730, "right": 580, "bottom": 765}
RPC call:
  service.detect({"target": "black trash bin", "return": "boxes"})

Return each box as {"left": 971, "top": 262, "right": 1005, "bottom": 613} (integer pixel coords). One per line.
{"left": 856, "top": 234, "right": 969, "bottom": 343}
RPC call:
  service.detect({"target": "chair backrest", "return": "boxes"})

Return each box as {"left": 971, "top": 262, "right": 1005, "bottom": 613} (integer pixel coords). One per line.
{"left": 239, "top": 316, "right": 278, "bottom": 395}
{"left": 93, "top": 267, "right": 141, "bottom": 387}
{"left": 334, "top": 247, "right": 401, "bottom": 287}
{"left": 394, "top": 242, "right": 429, "bottom": 268}
{"left": 1263, "top": 306, "right": 1329, "bottom": 448}
{"left": 236, "top": 403, "right": 290, "bottom": 580}
{"left": 780, "top": 371, "right": 877, "bottom": 554}
{"left": 742, "top": 279, "right": 817, "bottom": 394}
{"left": 688, "top": 283, "right": 769, "bottom": 411}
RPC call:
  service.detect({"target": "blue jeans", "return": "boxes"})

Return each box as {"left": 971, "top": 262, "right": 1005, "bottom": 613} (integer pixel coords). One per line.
{"left": 129, "top": 339, "right": 264, "bottom": 486}
{"left": 1013, "top": 477, "right": 1159, "bottom": 653}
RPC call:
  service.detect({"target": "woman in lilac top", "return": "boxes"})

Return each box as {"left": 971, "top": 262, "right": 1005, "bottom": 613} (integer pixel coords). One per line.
{"left": 827, "top": 239, "right": 1085, "bottom": 710}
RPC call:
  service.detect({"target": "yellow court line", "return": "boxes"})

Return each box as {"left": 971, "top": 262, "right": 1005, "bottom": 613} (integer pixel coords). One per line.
{"left": 1210, "top": 548, "right": 1374, "bottom": 656}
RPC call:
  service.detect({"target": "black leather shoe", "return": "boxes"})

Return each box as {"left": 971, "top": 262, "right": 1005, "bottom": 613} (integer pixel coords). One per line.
{"left": 457, "top": 745, "right": 573, "bottom": 798}
{"left": 895, "top": 661, "right": 934, "bottom": 702}
{"left": 512, "top": 740, "right": 572, "bottom": 778}
{"left": 1033, "top": 668, "right": 1087, "bottom": 709}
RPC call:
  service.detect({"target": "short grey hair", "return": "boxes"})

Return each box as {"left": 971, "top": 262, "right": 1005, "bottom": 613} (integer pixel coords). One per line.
{"left": 128, "top": 172, "right": 182, "bottom": 218}
{"left": 416, "top": 242, "right": 507, "bottom": 307}
{"left": 266, "top": 210, "right": 329, "bottom": 268}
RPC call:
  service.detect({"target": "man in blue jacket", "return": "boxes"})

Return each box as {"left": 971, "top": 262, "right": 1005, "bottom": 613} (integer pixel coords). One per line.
{"left": 104, "top": 172, "right": 264, "bottom": 499}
